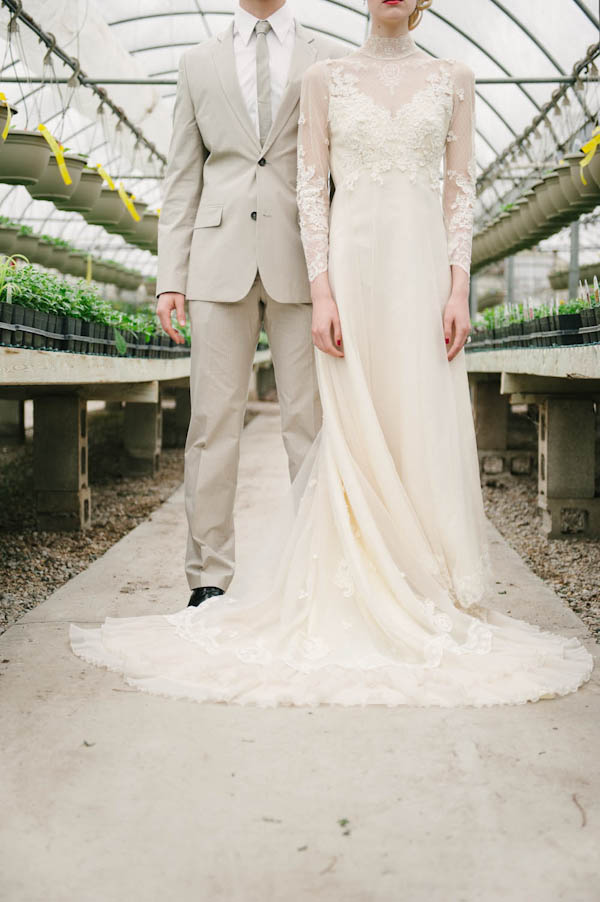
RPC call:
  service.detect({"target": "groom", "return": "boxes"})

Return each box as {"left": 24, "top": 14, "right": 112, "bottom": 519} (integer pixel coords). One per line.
{"left": 156, "top": 0, "right": 346, "bottom": 606}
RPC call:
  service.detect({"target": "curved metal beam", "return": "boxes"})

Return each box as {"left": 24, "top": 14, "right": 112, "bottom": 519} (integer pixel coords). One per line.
{"left": 569, "top": 0, "right": 599, "bottom": 29}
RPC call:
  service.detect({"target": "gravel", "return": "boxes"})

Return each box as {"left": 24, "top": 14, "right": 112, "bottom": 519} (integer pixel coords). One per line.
{"left": 482, "top": 472, "right": 600, "bottom": 641}
{"left": 0, "top": 405, "right": 184, "bottom": 634}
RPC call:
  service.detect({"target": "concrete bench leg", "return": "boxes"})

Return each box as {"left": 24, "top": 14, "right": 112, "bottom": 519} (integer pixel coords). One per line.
{"left": 163, "top": 387, "right": 190, "bottom": 448}
{"left": 123, "top": 400, "right": 162, "bottom": 475}
{"left": 470, "top": 375, "right": 509, "bottom": 475}
{"left": 33, "top": 395, "right": 91, "bottom": 530}
{"left": 469, "top": 375, "right": 534, "bottom": 476}
{"left": 0, "top": 399, "right": 25, "bottom": 443}
{"left": 538, "top": 397, "right": 600, "bottom": 537}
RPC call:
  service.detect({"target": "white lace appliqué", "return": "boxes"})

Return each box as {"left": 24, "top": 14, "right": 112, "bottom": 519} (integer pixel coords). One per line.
{"left": 297, "top": 142, "right": 329, "bottom": 282}
{"left": 296, "top": 53, "right": 477, "bottom": 282}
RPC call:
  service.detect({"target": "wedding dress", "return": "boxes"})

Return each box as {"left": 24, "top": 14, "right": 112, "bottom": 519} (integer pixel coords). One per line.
{"left": 69, "top": 32, "right": 594, "bottom": 707}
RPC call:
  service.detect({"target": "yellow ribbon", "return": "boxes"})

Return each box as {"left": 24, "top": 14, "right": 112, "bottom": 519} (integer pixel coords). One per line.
{"left": 37, "top": 124, "right": 72, "bottom": 185}
{"left": 86, "top": 253, "right": 92, "bottom": 283}
{"left": 118, "top": 182, "right": 140, "bottom": 221}
{"left": 0, "top": 92, "right": 12, "bottom": 141}
{"left": 579, "top": 125, "right": 600, "bottom": 185}
{"left": 95, "top": 163, "right": 115, "bottom": 190}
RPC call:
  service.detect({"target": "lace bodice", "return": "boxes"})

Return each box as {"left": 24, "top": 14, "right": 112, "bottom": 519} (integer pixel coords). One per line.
{"left": 297, "top": 32, "right": 477, "bottom": 281}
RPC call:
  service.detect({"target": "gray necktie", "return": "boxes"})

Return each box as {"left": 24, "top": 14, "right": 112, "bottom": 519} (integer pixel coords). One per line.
{"left": 254, "top": 19, "right": 273, "bottom": 145}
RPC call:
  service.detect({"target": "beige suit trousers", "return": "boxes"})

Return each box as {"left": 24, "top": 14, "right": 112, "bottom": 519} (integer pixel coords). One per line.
{"left": 184, "top": 273, "right": 322, "bottom": 591}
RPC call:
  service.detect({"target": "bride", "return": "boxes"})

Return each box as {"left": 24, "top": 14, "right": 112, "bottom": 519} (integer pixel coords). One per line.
{"left": 69, "top": 0, "right": 594, "bottom": 707}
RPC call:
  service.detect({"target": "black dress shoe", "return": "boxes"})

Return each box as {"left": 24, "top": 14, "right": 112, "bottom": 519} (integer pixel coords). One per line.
{"left": 188, "top": 586, "right": 225, "bottom": 607}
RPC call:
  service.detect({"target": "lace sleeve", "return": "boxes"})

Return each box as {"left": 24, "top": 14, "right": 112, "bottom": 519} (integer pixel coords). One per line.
{"left": 443, "top": 62, "right": 477, "bottom": 277}
{"left": 297, "top": 62, "right": 331, "bottom": 283}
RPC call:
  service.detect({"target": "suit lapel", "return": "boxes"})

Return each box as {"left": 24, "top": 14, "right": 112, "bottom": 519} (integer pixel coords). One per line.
{"left": 211, "top": 22, "right": 261, "bottom": 152}
{"left": 261, "top": 23, "right": 317, "bottom": 156}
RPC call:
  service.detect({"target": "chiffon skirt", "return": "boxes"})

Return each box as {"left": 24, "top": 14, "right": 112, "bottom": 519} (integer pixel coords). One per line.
{"left": 69, "top": 176, "right": 594, "bottom": 706}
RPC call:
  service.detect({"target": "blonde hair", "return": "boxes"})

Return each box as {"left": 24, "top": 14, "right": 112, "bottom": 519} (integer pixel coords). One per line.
{"left": 408, "top": 0, "right": 433, "bottom": 30}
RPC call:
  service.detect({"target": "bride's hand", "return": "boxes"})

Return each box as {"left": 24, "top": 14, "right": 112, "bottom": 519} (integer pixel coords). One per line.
{"left": 310, "top": 274, "right": 344, "bottom": 358}
{"left": 443, "top": 289, "right": 471, "bottom": 362}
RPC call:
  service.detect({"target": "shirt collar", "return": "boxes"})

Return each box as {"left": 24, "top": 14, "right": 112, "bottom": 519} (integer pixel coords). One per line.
{"left": 234, "top": 3, "right": 295, "bottom": 46}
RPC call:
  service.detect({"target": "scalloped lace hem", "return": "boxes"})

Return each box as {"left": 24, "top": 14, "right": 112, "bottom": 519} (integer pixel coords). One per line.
{"left": 69, "top": 622, "right": 594, "bottom": 710}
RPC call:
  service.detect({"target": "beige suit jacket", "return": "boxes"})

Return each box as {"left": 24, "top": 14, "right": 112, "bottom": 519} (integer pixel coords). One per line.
{"left": 156, "top": 22, "right": 346, "bottom": 304}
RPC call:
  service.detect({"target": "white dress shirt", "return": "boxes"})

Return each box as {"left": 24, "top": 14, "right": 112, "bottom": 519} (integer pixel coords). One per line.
{"left": 233, "top": 3, "right": 296, "bottom": 138}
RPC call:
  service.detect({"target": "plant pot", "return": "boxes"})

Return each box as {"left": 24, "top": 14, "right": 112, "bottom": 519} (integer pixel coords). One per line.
{"left": 32, "top": 309, "right": 49, "bottom": 349}
{"left": 53, "top": 166, "right": 103, "bottom": 212}
{"left": 28, "top": 240, "right": 54, "bottom": 267}
{"left": 0, "top": 224, "right": 19, "bottom": 254}
{"left": 83, "top": 187, "right": 124, "bottom": 226}
{"left": 8, "top": 303, "right": 25, "bottom": 346}
{"left": 0, "top": 103, "right": 18, "bottom": 140}
{"left": 0, "top": 300, "right": 13, "bottom": 345}
{"left": 556, "top": 312, "right": 583, "bottom": 346}
{"left": 0, "top": 130, "right": 52, "bottom": 185}
{"left": 64, "top": 315, "right": 80, "bottom": 352}
{"left": 21, "top": 306, "right": 34, "bottom": 347}
{"left": 121, "top": 270, "right": 143, "bottom": 291}
{"left": 13, "top": 232, "right": 41, "bottom": 261}
{"left": 47, "top": 246, "right": 72, "bottom": 273}
{"left": 65, "top": 251, "right": 88, "bottom": 278}
{"left": 105, "top": 200, "right": 148, "bottom": 237}
{"left": 130, "top": 212, "right": 159, "bottom": 249}
{"left": 26, "top": 152, "right": 87, "bottom": 202}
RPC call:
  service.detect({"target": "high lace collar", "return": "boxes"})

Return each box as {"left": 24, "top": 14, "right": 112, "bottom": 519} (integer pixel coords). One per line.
{"left": 359, "top": 31, "right": 418, "bottom": 60}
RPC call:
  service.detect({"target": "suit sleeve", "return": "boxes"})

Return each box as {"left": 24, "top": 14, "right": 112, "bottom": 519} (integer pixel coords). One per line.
{"left": 156, "top": 52, "right": 207, "bottom": 298}
{"left": 442, "top": 62, "right": 477, "bottom": 277}
{"left": 297, "top": 62, "right": 331, "bottom": 283}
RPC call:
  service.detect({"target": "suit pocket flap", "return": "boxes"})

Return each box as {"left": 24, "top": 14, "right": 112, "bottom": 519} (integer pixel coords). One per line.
{"left": 193, "top": 204, "right": 223, "bottom": 228}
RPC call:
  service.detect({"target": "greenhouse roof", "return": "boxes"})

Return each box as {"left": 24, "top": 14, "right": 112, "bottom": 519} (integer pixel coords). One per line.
{"left": 0, "top": 0, "right": 598, "bottom": 274}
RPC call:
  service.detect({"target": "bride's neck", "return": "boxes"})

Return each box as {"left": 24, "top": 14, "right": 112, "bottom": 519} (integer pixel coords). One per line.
{"left": 360, "top": 28, "right": 418, "bottom": 60}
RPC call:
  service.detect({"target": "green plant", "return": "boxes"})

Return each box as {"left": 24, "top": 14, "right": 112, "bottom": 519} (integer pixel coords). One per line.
{"left": 557, "top": 297, "right": 587, "bottom": 314}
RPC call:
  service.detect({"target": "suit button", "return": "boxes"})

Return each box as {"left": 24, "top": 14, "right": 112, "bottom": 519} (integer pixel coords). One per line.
{"left": 251, "top": 211, "right": 257, "bottom": 220}
{"left": 258, "top": 157, "right": 267, "bottom": 166}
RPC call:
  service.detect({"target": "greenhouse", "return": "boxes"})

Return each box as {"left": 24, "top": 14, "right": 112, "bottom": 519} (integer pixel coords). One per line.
{"left": 1, "top": 2, "right": 599, "bottom": 900}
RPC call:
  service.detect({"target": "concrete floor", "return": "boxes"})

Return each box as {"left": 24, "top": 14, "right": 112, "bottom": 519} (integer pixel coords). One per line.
{"left": 1, "top": 412, "right": 599, "bottom": 902}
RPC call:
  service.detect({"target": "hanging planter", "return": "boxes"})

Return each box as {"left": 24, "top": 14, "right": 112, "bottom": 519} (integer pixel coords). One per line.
{"left": 567, "top": 151, "right": 600, "bottom": 207}
{"left": 14, "top": 231, "right": 41, "bottom": 260}
{"left": 54, "top": 166, "right": 103, "bottom": 212}
{"left": 89, "top": 259, "right": 112, "bottom": 283}
{"left": 0, "top": 130, "right": 52, "bottom": 185}
{"left": 127, "top": 211, "right": 158, "bottom": 249}
{"left": 83, "top": 186, "right": 124, "bottom": 226}
{"left": 26, "top": 152, "right": 87, "bottom": 202}
{"left": 66, "top": 251, "right": 88, "bottom": 278}
{"left": 0, "top": 101, "right": 18, "bottom": 140}
{"left": 47, "top": 245, "right": 72, "bottom": 273}
{"left": 0, "top": 223, "right": 19, "bottom": 254}
{"left": 105, "top": 199, "right": 148, "bottom": 236}
{"left": 122, "top": 270, "right": 144, "bottom": 291}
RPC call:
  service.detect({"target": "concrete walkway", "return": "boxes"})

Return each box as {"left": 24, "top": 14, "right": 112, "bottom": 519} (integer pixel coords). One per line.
{"left": 1, "top": 412, "right": 599, "bottom": 902}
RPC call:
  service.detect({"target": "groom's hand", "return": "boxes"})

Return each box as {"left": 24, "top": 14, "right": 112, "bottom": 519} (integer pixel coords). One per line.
{"left": 156, "top": 292, "right": 187, "bottom": 344}
{"left": 311, "top": 275, "right": 344, "bottom": 359}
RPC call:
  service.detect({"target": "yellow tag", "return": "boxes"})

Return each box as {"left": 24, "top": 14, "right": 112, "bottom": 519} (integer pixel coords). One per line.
{"left": 579, "top": 126, "right": 600, "bottom": 185}
{"left": 95, "top": 163, "right": 115, "bottom": 190}
{"left": 156, "top": 208, "right": 160, "bottom": 216}
{"left": 118, "top": 182, "right": 141, "bottom": 221}
{"left": 0, "top": 92, "right": 11, "bottom": 141}
{"left": 37, "top": 124, "right": 72, "bottom": 185}
{"left": 86, "top": 253, "right": 92, "bottom": 283}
